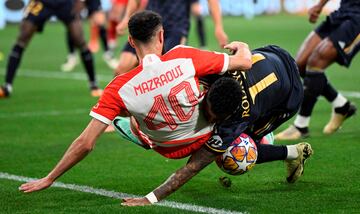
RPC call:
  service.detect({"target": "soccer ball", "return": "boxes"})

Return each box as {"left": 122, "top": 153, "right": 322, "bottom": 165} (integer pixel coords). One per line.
{"left": 216, "top": 133, "right": 258, "bottom": 175}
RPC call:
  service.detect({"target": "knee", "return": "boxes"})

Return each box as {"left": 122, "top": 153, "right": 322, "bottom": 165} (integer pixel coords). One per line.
{"left": 16, "top": 31, "right": 33, "bottom": 47}
{"left": 72, "top": 36, "right": 87, "bottom": 50}
{"left": 307, "top": 40, "right": 336, "bottom": 69}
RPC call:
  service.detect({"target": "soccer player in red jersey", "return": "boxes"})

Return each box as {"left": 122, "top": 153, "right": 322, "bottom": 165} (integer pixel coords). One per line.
{"left": 19, "top": 10, "right": 249, "bottom": 200}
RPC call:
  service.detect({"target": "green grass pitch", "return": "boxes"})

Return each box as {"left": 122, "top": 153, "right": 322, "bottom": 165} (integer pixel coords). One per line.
{"left": 0, "top": 14, "right": 359, "bottom": 214}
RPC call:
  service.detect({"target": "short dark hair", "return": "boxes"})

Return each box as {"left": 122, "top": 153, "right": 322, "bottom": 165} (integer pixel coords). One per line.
{"left": 128, "top": 10, "right": 163, "bottom": 43}
{"left": 206, "top": 77, "right": 243, "bottom": 120}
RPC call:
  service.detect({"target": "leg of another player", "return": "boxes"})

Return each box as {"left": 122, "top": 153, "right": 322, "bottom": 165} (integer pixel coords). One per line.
{"left": 61, "top": 30, "right": 78, "bottom": 72}
{"left": 0, "top": 20, "right": 37, "bottom": 98}
{"left": 278, "top": 39, "right": 338, "bottom": 139}
{"left": 295, "top": 31, "right": 322, "bottom": 77}
{"left": 191, "top": 1, "right": 206, "bottom": 49}
{"left": 67, "top": 18, "right": 102, "bottom": 97}
{"left": 107, "top": 2, "right": 126, "bottom": 50}
{"left": 91, "top": 11, "right": 118, "bottom": 69}
{"left": 114, "top": 51, "right": 138, "bottom": 76}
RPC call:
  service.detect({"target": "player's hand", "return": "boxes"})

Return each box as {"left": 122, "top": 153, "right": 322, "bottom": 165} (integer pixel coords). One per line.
{"left": 308, "top": 4, "right": 322, "bottom": 23}
{"left": 116, "top": 19, "right": 129, "bottom": 36}
{"left": 19, "top": 177, "right": 53, "bottom": 193}
{"left": 121, "top": 197, "right": 152, "bottom": 206}
{"left": 215, "top": 27, "right": 229, "bottom": 49}
{"left": 224, "top": 41, "right": 249, "bottom": 55}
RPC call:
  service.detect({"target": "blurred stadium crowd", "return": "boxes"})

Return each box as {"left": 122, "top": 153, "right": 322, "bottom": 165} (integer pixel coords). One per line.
{"left": 0, "top": 0, "right": 341, "bottom": 28}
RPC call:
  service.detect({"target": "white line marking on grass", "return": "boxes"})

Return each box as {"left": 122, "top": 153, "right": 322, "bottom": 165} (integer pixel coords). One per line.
{"left": 0, "top": 172, "right": 247, "bottom": 214}
{"left": 0, "top": 68, "right": 113, "bottom": 83}
{"left": 0, "top": 109, "right": 89, "bottom": 118}
{"left": 340, "top": 91, "right": 360, "bottom": 99}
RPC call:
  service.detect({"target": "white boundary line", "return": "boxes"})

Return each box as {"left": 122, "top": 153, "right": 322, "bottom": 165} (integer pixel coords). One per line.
{"left": 0, "top": 109, "right": 89, "bottom": 118}
{"left": 1, "top": 68, "right": 360, "bottom": 99}
{"left": 0, "top": 68, "right": 113, "bottom": 83}
{"left": 0, "top": 172, "right": 247, "bottom": 214}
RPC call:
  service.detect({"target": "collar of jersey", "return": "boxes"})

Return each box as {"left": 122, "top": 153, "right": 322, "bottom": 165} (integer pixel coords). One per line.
{"left": 143, "top": 54, "right": 162, "bottom": 66}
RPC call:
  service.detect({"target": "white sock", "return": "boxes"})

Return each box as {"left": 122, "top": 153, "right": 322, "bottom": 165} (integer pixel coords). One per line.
{"left": 332, "top": 94, "right": 347, "bottom": 109}
{"left": 286, "top": 145, "right": 298, "bottom": 160}
{"left": 5, "top": 83, "right": 12, "bottom": 93}
{"left": 294, "top": 115, "right": 310, "bottom": 128}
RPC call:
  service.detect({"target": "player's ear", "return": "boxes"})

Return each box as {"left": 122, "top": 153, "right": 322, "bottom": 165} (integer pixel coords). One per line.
{"left": 158, "top": 28, "right": 164, "bottom": 45}
{"left": 128, "top": 35, "right": 136, "bottom": 48}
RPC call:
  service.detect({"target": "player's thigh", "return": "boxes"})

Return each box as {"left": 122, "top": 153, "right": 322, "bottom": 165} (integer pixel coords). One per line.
{"left": 90, "top": 11, "right": 106, "bottom": 26}
{"left": 55, "top": 0, "right": 77, "bottom": 27}
{"left": 22, "top": 0, "right": 52, "bottom": 39}
{"left": 307, "top": 38, "right": 338, "bottom": 70}
{"left": 295, "top": 31, "right": 322, "bottom": 73}
{"left": 191, "top": 0, "right": 201, "bottom": 16}
{"left": 16, "top": 20, "right": 38, "bottom": 47}
{"left": 66, "top": 19, "right": 86, "bottom": 48}
{"left": 115, "top": 47, "right": 138, "bottom": 75}
{"left": 109, "top": 0, "right": 127, "bottom": 20}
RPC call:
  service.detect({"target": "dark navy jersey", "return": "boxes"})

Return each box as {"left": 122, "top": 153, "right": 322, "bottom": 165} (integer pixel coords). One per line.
{"left": 204, "top": 46, "right": 303, "bottom": 152}
{"left": 40, "top": 0, "right": 73, "bottom": 6}
{"left": 146, "top": 0, "right": 192, "bottom": 36}
{"left": 340, "top": 0, "right": 360, "bottom": 12}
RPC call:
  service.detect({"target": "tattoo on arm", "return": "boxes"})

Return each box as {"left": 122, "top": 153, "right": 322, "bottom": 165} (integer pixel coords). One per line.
{"left": 153, "top": 147, "right": 217, "bottom": 201}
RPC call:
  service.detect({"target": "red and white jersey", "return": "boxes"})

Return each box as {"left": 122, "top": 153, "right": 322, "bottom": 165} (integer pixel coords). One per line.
{"left": 90, "top": 45, "right": 229, "bottom": 147}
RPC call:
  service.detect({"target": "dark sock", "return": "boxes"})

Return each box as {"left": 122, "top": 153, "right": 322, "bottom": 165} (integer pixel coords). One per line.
{"left": 80, "top": 49, "right": 97, "bottom": 88}
{"left": 299, "top": 71, "right": 327, "bottom": 117}
{"left": 296, "top": 126, "right": 309, "bottom": 135}
{"left": 334, "top": 102, "right": 350, "bottom": 114}
{"left": 67, "top": 31, "right": 75, "bottom": 54}
{"left": 99, "top": 25, "right": 109, "bottom": 52}
{"left": 256, "top": 144, "right": 287, "bottom": 164}
{"left": 195, "top": 15, "right": 206, "bottom": 47}
{"left": 321, "top": 81, "right": 338, "bottom": 102}
{"left": 5, "top": 44, "right": 24, "bottom": 85}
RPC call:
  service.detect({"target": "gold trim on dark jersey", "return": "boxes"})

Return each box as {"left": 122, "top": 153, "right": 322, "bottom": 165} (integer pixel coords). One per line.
{"left": 248, "top": 72, "right": 278, "bottom": 104}
{"left": 344, "top": 33, "right": 360, "bottom": 54}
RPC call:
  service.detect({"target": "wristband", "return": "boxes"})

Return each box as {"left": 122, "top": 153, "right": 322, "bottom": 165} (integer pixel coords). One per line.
{"left": 145, "top": 192, "right": 158, "bottom": 204}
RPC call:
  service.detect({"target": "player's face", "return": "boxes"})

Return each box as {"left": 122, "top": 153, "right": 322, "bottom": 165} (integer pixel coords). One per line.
{"left": 204, "top": 98, "right": 229, "bottom": 123}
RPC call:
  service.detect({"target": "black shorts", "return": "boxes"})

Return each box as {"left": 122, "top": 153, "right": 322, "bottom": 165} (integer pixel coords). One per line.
{"left": 86, "top": 0, "right": 101, "bottom": 17}
{"left": 122, "top": 29, "right": 186, "bottom": 54}
{"left": 315, "top": 10, "right": 360, "bottom": 67}
{"left": 23, "top": 0, "right": 75, "bottom": 32}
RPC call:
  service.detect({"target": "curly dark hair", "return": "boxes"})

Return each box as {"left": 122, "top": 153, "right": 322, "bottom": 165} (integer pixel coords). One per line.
{"left": 128, "top": 10, "right": 163, "bottom": 43}
{"left": 206, "top": 77, "right": 243, "bottom": 120}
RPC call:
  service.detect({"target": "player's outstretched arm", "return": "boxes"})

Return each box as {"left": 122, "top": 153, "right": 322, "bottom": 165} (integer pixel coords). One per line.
{"left": 226, "top": 41, "right": 252, "bottom": 71}
{"left": 308, "top": 0, "right": 329, "bottom": 23}
{"left": 121, "top": 146, "right": 218, "bottom": 206}
{"left": 207, "top": 0, "right": 228, "bottom": 48}
{"left": 19, "top": 119, "right": 108, "bottom": 193}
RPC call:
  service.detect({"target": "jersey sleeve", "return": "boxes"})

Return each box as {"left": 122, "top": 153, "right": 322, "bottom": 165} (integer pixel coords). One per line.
{"left": 205, "top": 120, "right": 249, "bottom": 154}
{"left": 170, "top": 45, "right": 229, "bottom": 76}
{"left": 90, "top": 81, "right": 126, "bottom": 125}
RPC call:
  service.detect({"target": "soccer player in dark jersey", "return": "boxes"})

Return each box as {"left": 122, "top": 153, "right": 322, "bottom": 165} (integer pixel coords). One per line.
{"left": 114, "top": 0, "right": 228, "bottom": 75}
{"left": 0, "top": 0, "right": 102, "bottom": 98}
{"left": 18, "top": 11, "right": 310, "bottom": 206}
{"left": 61, "top": 0, "right": 118, "bottom": 72}
{"left": 276, "top": 0, "right": 359, "bottom": 140}
{"left": 116, "top": 45, "right": 314, "bottom": 206}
